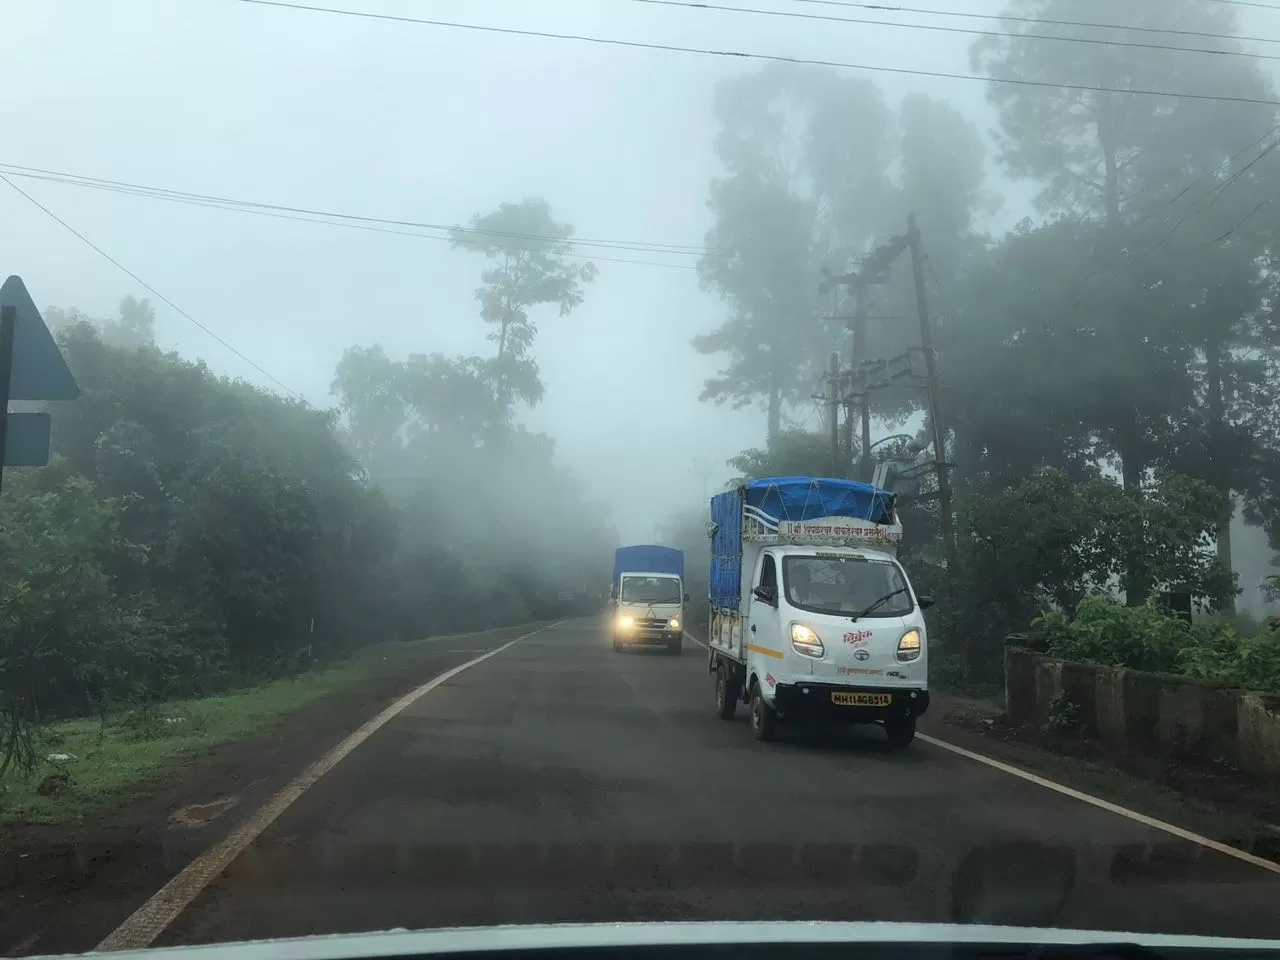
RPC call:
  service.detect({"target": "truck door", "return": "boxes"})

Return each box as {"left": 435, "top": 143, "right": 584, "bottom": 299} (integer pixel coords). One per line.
{"left": 748, "top": 553, "right": 783, "bottom": 674}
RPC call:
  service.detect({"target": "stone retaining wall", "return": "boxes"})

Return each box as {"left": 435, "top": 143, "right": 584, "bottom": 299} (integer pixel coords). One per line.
{"left": 1005, "top": 645, "right": 1280, "bottom": 780}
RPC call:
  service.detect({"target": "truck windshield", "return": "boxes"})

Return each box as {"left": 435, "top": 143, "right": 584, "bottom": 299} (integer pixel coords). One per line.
{"left": 782, "top": 555, "right": 913, "bottom": 618}
{"left": 620, "top": 576, "right": 682, "bottom": 604}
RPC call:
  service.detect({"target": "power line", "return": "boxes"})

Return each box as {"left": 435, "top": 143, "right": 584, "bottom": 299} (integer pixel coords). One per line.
{"left": 232, "top": 0, "right": 1280, "bottom": 107}
{"left": 1131, "top": 132, "right": 1280, "bottom": 262}
{"left": 0, "top": 174, "right": 307, "bottom": 401}
{"left": 0, "top": 162, "right": 706, "bottom": 257}
{"left": 629, "top": 0, "right": 1280, "bottom": 64}
{"left": 1205, "top": 0, "right": 1280, "bottom": 11}
{"left": 0, "top": 163, "right": 704, "bottom": 270}
{"left": 1061, "top": 130, "right": 1280, "bottom": 314}
{"left": 788, "top": 0, "right": 1280, "bottom": 49}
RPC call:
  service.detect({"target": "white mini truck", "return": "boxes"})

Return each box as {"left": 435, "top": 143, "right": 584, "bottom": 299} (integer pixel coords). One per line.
{"left": 705, "top": 476, "right": 933, "bottom": 746}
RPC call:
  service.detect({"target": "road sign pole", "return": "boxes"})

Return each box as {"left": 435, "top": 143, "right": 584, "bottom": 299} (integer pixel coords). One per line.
{"left": 0, "top": 304, "right": 16, "bottom": 495}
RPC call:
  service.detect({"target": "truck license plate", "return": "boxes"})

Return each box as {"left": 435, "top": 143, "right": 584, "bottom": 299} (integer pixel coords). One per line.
{"left": 831, "top": 692, "right": 891, "bottom": 707}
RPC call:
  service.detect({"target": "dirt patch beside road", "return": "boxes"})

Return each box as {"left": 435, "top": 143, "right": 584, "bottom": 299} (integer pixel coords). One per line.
{"left": 0, "top": 624, "right": 541, "bottom": 958}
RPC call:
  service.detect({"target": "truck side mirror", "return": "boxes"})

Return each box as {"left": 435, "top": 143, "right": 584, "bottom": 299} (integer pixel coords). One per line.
{"left": 609, "top": 585, "right": 618, "bottom": 600}
{"left": 918, "top": 595, "right": 935, "bottom": 609}
{"left": 684, "top": 593, "right": 690, "bottom": 603}
{"left": 752, "top": 586, "right": 776, "bottom": 606}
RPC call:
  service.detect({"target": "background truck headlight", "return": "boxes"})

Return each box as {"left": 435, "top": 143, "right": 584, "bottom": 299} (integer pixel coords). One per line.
{"left": 790, "top": 622, "right": 825, "bottom": 658}
{"left": 897, "top": 628, "right": 921, "bottom": 661}
{"left": 668, "top": 617, "right": 680, "bottom": 629}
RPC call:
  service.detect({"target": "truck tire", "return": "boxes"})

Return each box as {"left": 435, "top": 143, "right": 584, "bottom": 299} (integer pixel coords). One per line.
{"left": 667, "top": 636, "right": 683, "bottom": 656}
{"left": 884, "top": 713, "right": 916, "bottom": 748}
{"left": 750, "top": 682, "right": 777, "bottom": 742}
{"left": 612, "top": 634, "right": 623, "bottom": 653}
{"left": 715, "top": 662, "right": 739, "bottom": 720}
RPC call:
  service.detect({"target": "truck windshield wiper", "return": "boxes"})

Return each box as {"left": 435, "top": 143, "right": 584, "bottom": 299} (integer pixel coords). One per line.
{"left": 850, "top": 587, "right": 907, "bottom": 621}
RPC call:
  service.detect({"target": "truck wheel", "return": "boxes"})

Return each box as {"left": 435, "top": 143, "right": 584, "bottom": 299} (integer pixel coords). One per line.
{"left": 612, "top": 634, "right": 623, "bottom": 653}
{"left": 884, "top": 714, "right": 916, "bottom": 748}
{"left": 750, "top": 682, "right": 777, "bottom": 742}
{"left": 715, "top": 662, "right": 739, "bottom": 720}
{"left": 667, "top": 636, "right": 683, "bottom": 656}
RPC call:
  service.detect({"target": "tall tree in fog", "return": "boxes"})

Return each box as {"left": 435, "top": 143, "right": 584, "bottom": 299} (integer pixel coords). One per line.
{"left": 971, "top": 0, "right": 1280, "bottom": 603}
{"left": 695, "top": 64, "right": 894, "bottom": 442}
{"left": 449, "top": 199, "right": 597, "bottom": 414}
{"left": 851, "top": 93, "right": 993, "bottom": 431}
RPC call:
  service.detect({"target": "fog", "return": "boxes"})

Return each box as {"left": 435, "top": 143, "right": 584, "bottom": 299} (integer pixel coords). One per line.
{"left": 0, "top": 0, "right": 1027, "bottom": 543}
{"left": 6, "top": 0, "right": 1280, "bottom": 806}
{"left": 4, "top": 0, "right": 1280, "bottom": 578}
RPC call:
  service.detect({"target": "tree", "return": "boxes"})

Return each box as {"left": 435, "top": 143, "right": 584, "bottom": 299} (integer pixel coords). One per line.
{"left": 947, "top": 467, "right": 1234, "bottom": 685}
{"left": 449, "top": 199, "right": 597, "bottom": 414}
{"left": 969, "top": 0, "right": 1280, "bottom": 602}
{"left": 726, "top": 428, "right": 833, "bottom": 485}
{"left": 697, "top": 65, "right": 994, "bottom": 464}
{"left": 696, "top": 64, "right": 896, "bottom": 441}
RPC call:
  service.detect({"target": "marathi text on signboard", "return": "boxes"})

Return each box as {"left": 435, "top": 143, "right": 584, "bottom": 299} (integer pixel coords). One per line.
{"left": 777, "top": 520, "right": 902, "bottom": 543}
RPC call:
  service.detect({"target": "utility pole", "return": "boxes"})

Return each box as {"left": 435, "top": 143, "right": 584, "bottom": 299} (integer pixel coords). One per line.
{"left": 0, "top": 305, "right": 15, "bottom": 495}
{"left": 827, "top": 351, "right": 840, "bottom": 478}
{"left": 907, "top": 214, "right": 954, "bottom": 562}
{"left": 852, "top": 281, "right": 871, "bottom": 482}
{"left": 692, "top": 457, "right": 712, "bottom": 505}
{"left": 820, "top": 239, "right": 905, "bottom": 482}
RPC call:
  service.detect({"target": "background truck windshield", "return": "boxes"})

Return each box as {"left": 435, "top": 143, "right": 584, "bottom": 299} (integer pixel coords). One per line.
{"left": 783, "top": 555, "right": 913, "bottom": 617}
{"left": 620, "top": 576, "right": 682, "bottom": 604}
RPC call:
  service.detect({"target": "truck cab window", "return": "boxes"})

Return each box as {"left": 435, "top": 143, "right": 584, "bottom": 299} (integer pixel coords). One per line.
{"left": 620, "top": 576, "right": 682, "bottom": 604}
{"left": 783, "top": 555, "right": 911, "bottom": 618}
{"left": 758, "top": 555, "right": 777, "bottom": 597}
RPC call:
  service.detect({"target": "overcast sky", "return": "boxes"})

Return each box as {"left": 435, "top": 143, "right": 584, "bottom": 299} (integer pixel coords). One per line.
{"left": 5, "top": 0, "right": 1275, "bottom": 542}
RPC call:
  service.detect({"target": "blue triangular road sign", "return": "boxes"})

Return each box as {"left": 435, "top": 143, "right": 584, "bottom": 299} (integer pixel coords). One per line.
{"left": 1, "top": 275, "right": 81, "bottom": 402}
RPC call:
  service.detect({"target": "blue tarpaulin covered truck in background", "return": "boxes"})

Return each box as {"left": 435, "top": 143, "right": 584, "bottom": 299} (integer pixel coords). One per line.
{"left": 610, "top": 545, "right": 687, "bottom": 655}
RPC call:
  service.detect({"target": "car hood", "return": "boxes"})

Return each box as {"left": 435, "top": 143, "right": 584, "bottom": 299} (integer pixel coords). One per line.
{"left": 54, "top": 921, "right": 1280, "bottom": 959}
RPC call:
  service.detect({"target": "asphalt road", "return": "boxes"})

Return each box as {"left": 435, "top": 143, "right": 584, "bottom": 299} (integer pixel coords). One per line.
{"left": 155, "top": 618, "right": 1280, "bottom": 945}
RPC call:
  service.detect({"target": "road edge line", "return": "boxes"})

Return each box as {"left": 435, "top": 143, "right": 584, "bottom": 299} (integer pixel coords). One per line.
{"left": 96, "top": 622, "right": 559, "bottom": 952}
{"left": 917, "top": 732, "right": 1280, "bottom": 877}
{"left": 697, "top": 630, "right": 1276, "bottom": 876}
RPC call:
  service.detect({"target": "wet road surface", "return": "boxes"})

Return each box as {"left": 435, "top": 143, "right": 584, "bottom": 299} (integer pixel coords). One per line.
{"left": 156, "top": 618, "right": 1280, "bottom": 944}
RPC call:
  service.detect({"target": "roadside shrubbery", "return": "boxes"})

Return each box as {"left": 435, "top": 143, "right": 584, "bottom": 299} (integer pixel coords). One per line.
{"left": 1, "top": 308, "right": 613, "bottom": 781}
{"left": 1027, "top": 596, "right": 1280, "bottom": 693}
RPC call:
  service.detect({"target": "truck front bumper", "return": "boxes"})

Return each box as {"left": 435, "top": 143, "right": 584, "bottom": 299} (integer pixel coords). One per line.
{"left": 616, "top": 628, "right": 682, "bottom": 645}
{"left": 773, "top": 682, "right": 929, "bottom": 722}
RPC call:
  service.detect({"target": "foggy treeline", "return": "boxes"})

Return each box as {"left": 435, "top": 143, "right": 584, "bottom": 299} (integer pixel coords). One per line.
{"left": 665, "top": 0, "right": 1280, "bottom": 686}
{"left": 0, "top": 200, "right": 617, "bottom": 771}
{"left": 5, "top": 0, "right": 1280, "bottom": 760}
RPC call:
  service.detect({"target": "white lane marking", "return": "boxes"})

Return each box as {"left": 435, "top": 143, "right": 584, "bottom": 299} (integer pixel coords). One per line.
{"left": 918, "top": 733, "right": 1280, "bottom": 876}
{"left": 684, "top": 631, "right": 708, "bottom": 649}
{"left": 696, "top": 631, "right": 1277, "bottom": 876}
{"left": 97, "top": 623, "right": 560, "bottom": 952}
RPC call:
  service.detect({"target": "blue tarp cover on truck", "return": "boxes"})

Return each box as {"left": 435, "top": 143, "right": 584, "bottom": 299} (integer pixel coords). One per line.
{"left": 709, "top": 476, "right": 895, "bottom": 611}
{"left": 613, "top": 544, "right": 684, "bottom": 582}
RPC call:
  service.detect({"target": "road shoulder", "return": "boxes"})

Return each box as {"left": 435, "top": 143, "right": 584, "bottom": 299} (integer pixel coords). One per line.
{"left": 922, "top": 693, "right": 1280, "bottom": 864}
{"left": 0, "top": 623, "right": 539, "bottom": 959}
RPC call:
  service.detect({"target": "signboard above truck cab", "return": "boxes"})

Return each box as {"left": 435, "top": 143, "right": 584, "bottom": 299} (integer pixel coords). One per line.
{"left": 708, "top": 477, "right": 901, "bottom": 612}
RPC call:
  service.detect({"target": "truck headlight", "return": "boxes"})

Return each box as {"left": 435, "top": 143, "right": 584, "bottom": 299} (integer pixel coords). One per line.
{"left": 668, "top": 617, "right": 680, "bottom": 629}
{"left": 617, "top": 615, "right": 634, "bottom": 629}
{"left": 897, "top": 628, "right": 921, "bottom": 662}
{"left": 790, "top": 622, "right": 825, "bottom": 659}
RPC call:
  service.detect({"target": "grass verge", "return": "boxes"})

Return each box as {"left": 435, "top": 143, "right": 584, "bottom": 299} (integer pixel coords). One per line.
{"left": 0, "top": 625, "right": 533, "bottom": 825}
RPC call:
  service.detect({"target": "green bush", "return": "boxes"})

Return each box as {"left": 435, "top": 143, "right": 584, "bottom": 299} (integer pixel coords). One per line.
{"left": 1, "top": 315, "right": 613, "bottom": 777}
{"left": 1028, "top": 596, "right": 1280, "bottom": 693}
